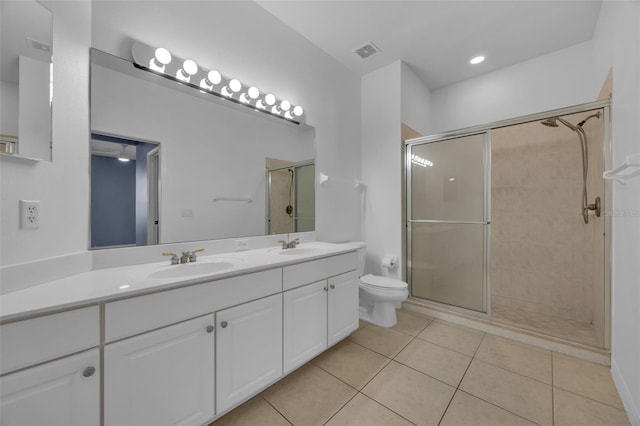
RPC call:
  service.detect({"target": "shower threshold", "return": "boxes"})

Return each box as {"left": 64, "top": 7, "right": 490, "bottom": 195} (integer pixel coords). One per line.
{"left": 403, "top": 297, "right": 610, "bottom": 365}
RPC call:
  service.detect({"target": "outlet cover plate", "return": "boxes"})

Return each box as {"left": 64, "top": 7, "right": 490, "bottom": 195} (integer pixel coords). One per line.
{"left": 19, "top": 200, "right": 40, "bottom": 229}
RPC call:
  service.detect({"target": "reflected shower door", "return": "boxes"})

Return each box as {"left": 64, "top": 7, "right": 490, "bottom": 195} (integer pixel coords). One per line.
{"left": 407, "top": 132, "right": 489, "bottom": 312}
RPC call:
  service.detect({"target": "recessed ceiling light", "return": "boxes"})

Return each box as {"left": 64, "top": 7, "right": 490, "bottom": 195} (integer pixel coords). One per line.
{"left": 470, "top": 55, "right": 486, "bottom": 65}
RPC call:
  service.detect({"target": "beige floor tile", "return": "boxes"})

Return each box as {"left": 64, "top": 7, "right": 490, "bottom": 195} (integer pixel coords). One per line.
{"left": 325, "top": 393, "right": 413, "bottom": 426}
{"left": 348, "top": 324, "right": 412, "bottom": 358}
{"left": 313, "top": 340, "right": 390, "bottom": 389}
{"left": 553, "top": 353, "right": 624, "bottom": 409}
{"left": 395, "top": 338, "right": 472, "bottom": 386}
{"left": 261, "top": 364, "right": 356, "bottom": 426}
{"left": 475, "top": 334, "right": 552, "bottom": 384}
{"left": 417, "top": 320, "right": 485, "bottom": 356}
{"left": 440, "top": 390, "right": 537, "bottom": 426}
{"left": 392, "top": 310, "right": 433, "bottom": 336}
{"left": 210, "top": 396, "right": 290, "bottom": 426}
{"left": 362, "top": 361, "right": 455, "bottom": 426}
{"left": 554, "top": 388, "right": 630, "bottom": 426}
{"left": 460, "top": 360, "right": 553, "bottom": 426}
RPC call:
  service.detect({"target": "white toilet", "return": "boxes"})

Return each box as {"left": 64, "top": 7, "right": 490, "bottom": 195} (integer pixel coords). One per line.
{"left": 354, "top": 243, "right": 409, "bottom": 327}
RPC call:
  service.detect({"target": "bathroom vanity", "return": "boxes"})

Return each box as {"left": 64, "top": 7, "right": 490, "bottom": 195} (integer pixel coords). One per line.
{"left": 0, "top": 243, "right": 359, "bottom": 425}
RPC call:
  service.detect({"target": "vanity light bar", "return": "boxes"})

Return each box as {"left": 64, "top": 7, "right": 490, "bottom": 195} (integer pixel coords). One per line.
{"left": 411, "top": 154, "right": 433, "bottom": 167}
{"left": 131, "top": 41, "right": 305, "bottom": 124}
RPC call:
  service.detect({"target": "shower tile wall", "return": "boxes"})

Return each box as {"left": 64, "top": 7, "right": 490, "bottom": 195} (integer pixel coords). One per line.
{"left": 490, "top": 111, "right": 604, "bottom": 346}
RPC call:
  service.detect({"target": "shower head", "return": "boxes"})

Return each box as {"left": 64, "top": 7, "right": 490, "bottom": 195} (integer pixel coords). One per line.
{"left": 540, "top": 118, "right": 559, "bottom": 127}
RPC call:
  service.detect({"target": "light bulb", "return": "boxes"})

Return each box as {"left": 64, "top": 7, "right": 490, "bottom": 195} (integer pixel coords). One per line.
{"left": 229, "top": 79, "right": 242, "bottom": 93}
{"left": 264, "top": 94, "right": 276, "bottom": 106}
{"left": 247, "top": 86, "right": 259, "bottom": 99}
{"left": 293, "top": 105, "right": 304, "bottom": 116}
{"left": 469, "top": 55, "right": 485, "bottom": 65}
{"left": 207, "top": 70, "right": 221, "bottom": 85}
{"left": 240, "top": 86, "right": 260, "bottom": 103}
{"left": 149, "top": 47, "right": 171, "bottom": 72}
{"left": 280, "top": 100, "right": 291, "bottom": 111}
{"left": 200, "top": 70, "right": 222, "bottom": 91}
{"left": 118, "top": 157, "right": 130, "bottom": 163}
{"left": 176, "top": 59, "right": 198, "bottom": 82}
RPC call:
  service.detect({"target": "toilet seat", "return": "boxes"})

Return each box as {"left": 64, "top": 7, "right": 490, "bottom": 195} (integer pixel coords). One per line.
{"left": 359, "top": 274, "right": 407, "bottom": 291}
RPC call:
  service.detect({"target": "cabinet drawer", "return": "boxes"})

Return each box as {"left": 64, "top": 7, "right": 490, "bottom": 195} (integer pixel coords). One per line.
{"left": 282, "top": 252, "right": 358, "bottom": 291}
{"left": 0, "top": 306, "right": 100, "bottom": 375}
{"left": 105, "top": 268, "right": 282, "bottom": 342}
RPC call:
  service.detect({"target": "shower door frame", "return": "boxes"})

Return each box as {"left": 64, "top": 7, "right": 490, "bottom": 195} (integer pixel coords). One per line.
{"left": 266, "top": 159, "right": 314, "bottom": 235}
{"left": 404, "top": 99, "right": 612, "bottom": 349}
{"left": 405, "top": 131, "right": 492, "bottom": 315}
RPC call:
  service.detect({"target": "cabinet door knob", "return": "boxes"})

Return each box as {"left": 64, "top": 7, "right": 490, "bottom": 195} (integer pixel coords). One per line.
{"left": 206, "top": 325, "right": 214, "bottom": 333}
{"left": 330, "top": 284, "right": 335, "bottom": 290}
{"left": 83, "top": 366, "right": 96, "bottom": 378}
{"left": 220, "top": 321, "right": 228, "bottom": 328}
{"left": 323, "top": 287, "right": 328, "bottom": 291}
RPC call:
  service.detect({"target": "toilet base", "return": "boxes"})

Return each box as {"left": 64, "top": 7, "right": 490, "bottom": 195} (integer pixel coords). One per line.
{"left": 359, "top": 302, "right": 399, "bottom": 327}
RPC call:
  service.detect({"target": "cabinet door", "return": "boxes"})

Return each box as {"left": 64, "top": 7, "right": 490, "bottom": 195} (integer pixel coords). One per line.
{"left": 216, "top": 293, "right": 282, "bottom": 414}
{"left": 328, "top": 271, "right": 359, "bottom": 346}
{"left": 0, "top": 348, "right": 99, "bottom": 426}
{"left": 283, "top": 280, "right": 328, "bottom": 374}
{"left": 104, "top": 315, "right": 215, "bottom": 426}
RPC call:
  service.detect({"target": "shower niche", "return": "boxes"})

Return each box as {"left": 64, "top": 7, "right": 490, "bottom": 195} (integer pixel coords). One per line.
{"left": 406, "top": 102, "right": 610, "bottom": 349}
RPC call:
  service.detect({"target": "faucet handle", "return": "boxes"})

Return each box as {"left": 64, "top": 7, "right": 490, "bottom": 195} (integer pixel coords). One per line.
{"left": 162, "top": 252, "right": 179, "bottom": 265}
{"left": 187, "top": 248, "right": 204, "bottom": 262}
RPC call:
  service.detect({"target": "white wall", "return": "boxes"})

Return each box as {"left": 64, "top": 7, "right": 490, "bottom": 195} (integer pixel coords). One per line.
{"left": 18, "top": 56, "right": 51, "bottom": 160}
{"left": 401, "top": 63, "right": 432, "bottom": 136}
{"left": 361, "top": 61, "right": 402, "bottom": 277}
{"left": 91, "top": 1, "right": 362, "bottom": 246}
{"left": 430, "top": 40, "right": 599, "bottom": 133}
{"left": 0, "top": 1, "right": 91, "bottom": 266}
{"left": 1, "top": 1, "right": 361, "bottom": 269}
{"left": 0, "top": 80, "right": 18, "bottom": 136}
{"left": 593, "top": 2, "right": 640, "bottom": 423}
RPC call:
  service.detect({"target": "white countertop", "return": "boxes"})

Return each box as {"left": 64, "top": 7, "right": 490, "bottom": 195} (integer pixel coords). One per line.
{"left": 0, "top": 242, "right": 361, "bottom": 323}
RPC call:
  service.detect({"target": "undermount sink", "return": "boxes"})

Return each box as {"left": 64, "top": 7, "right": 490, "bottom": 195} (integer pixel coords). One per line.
{"left": 277, "top": 247, "right": 331, "bottom": 256}
{"left": 149, "top": 259, "right": 237, "bottom": 279}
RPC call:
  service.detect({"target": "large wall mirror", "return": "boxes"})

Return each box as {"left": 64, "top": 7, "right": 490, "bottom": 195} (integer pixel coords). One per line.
{"left": 0, "top": 0, "right": 53, "bottom": 161}
{"left": 90, "top": 49, "right": 315, "bottom": 249}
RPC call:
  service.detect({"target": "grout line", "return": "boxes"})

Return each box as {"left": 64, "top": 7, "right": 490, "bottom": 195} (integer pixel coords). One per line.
{"left": 259, "top": 394, "right": 295, "bottom": 426}
{"left": 321, "top": 391, "right": 360, "bottom": 426}
{"left": 456, "top": 389, "right": 545, "bottom": 426}
{"left": 552, "top": 384, "right": 628, "bottom": 412}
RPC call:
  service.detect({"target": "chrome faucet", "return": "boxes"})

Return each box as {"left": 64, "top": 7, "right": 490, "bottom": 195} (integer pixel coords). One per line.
{"left": 163, "top": 248, "right": 204, "bottom": 265}
{"left": 277, "top": 237, "right": 300, "bottom": 249}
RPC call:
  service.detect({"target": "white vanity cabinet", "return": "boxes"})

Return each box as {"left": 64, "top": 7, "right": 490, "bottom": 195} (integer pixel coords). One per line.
{"left": 282, "top": 260, "right": 359, "bottom": 374}
{"left": 104, "top": 314, "right": 215, "bottom": 426}
{"left": 327, "top": 271, "right": 360, "bottom": 345}
{"left": 0, "top": 349, "right": 100, "bottom": 426}
{"left": 0, "top": 307, "right": 101, "bottom": 426}
{"left": 283, "top": 280, "right": 329, "bottom": 373}
{"left": 216, "top": 293, "right": 283, "bottom": 414}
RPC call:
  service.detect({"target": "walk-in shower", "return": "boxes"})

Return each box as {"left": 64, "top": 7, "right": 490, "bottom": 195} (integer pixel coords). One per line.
{"left": 405, "top": 102, "right": 610, "bottom": 348}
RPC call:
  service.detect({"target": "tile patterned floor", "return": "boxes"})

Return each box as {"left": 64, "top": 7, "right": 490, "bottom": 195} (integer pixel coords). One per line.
{"left": 212, "top": 310, "right": 629, "bottom": 426}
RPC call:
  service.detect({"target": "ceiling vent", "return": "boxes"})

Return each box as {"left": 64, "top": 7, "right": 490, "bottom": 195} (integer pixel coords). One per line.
{"left": 354, "top": 42, "right": 380, "bottom": 60}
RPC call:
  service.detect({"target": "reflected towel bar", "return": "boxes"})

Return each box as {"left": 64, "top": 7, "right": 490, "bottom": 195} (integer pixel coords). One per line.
{"left": 212, "top": 195, "right": 252, "bottom": 202}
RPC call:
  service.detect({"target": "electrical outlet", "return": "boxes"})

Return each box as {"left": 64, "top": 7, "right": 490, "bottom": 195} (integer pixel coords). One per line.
{"left": 19, "top": 200, "right": 40, "bottom": 229}
{"left": 235, "top": 239, "right": 249, "bottom": 251}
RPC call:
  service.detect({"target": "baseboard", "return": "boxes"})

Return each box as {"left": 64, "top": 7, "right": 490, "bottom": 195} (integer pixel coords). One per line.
{"left": 611, "top": 357, "right": 640, "bottom": 426}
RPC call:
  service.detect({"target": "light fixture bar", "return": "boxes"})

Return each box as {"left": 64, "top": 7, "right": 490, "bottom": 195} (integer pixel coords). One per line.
{"left": 131, "top": 41, "right": 305, "bottom": 125}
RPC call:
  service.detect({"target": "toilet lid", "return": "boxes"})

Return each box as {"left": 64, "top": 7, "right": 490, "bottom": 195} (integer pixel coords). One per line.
{"left": 360, "top": 274, "right": 408, "bottom": 290}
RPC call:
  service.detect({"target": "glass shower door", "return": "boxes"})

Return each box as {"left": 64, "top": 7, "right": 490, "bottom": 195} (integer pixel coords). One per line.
{"left": 407, "top": 132, "right": 489, "bottom": 313}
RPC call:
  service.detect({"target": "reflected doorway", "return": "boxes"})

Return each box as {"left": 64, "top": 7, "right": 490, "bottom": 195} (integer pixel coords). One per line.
{"left": 90, "top": 133, "right": 160, "bottom": 248}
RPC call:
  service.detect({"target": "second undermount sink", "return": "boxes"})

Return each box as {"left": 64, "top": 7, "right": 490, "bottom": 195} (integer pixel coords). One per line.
{"left": 149, "top": 259, "right": 237, "bottom": 279}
